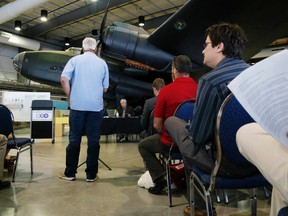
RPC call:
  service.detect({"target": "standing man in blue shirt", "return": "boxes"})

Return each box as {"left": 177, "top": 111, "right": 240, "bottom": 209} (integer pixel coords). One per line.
{"left": 59, "top": 37, "right": 109, "bottom": 182}
{"left": 165, "top": 23, "right": 257, "bottom": 216}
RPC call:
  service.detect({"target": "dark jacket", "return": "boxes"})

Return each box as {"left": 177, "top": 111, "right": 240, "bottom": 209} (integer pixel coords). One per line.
{"left": 116, "top": 105, "right": 134, "bottom": 118}
{"left": 141, "top": 96, "right": 156, "bottom": 133}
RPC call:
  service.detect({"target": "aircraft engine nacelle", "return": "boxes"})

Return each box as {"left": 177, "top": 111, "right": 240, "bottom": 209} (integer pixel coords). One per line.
{"left": 13, "top": 51, "right": 73, "bottom": 86}
{"left": 101, "top": 22, "right": 174, "bottom": 71}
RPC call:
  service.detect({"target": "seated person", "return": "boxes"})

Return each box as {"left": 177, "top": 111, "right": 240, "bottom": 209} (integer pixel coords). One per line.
{"left": 0, "top": 134, "right": 10, "bottom": 190}
{"left": 165, "top": 23, "right": 257, "bottom": 216}
{"left": 138, "top": 55, "right": 198, "bottom": 195}
{"left": 115, "top": 99, "right": 134, "bottom": 118}
{"left": 115, "top": 99, "right": 134, "bottom": 142}
{"left": 140, "top": 78, "right": 165, "bottom": 138}
{"left": 237, "top": 123, "right": 288, "bottom": 216}
{"left": 4, "top": 133, "right": 15, "bottom": 173}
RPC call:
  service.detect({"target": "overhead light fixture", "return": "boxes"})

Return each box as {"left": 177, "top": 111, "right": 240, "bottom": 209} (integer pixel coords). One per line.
{"left": 91, "top": 29, "right": 98, "bottom": 36}
{"left": 1, "top": 31, "right": 12, "bottom": 38}
{"left": 40, "top": 10, "right": 48, "bottom": 22}
{"left": 64, "top": 37, "right": 70, "bottom": 46}
{"left": 138, "top": 15, "right": 145, "bottom": 27}
{"left": 14, "top": 20, "right": 22, "bottom": 31}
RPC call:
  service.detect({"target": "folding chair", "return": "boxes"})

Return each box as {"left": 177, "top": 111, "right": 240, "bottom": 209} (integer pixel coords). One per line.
{"left": 0, "top": 104, "right": 33, "bottom": 182}
{"left": 189, "top": 94, "right": 269, "bottom": 216}
{"left": 165, "top": 98, "right": 195, "bottom": 207}
{"left": 278, "top": 206, "right": 288, "bottom": 216}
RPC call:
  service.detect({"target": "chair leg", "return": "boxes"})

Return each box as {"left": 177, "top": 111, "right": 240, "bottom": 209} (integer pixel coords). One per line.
{"left": 166, "top": 157, "right": 172, "bottom": 207}
{"left": 215, "top": 189, "right": 221, "bottom": 203}
{"left": 205, "top": 191, "right": 213, "bottom": 216}
{"left": 30, "top": 145, "right": 33, "bottom": 174}
{"left": 189, "top": 173, "right": 196, "bottom": 216}
{"left": 12, "top": 149, "right": 20, "bottom": 182}
{"left": 223, "top": 189, "right": 229, "bottom": 204}
{"left": 250, "top": 188, "right": 257, "bottom": 216}
{"left": 190, "top": 173, "right": 213, "bottom": 216}
{"left": 263, "top": 186, "right": 271, "bottom": 199}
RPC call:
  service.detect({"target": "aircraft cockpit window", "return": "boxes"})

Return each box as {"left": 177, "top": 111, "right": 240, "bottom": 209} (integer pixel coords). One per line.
{"left": 50, "top": 66, "right": 58, "bottom": 71}
{"left": 49, "top": 65, "right": 65, "bottom": 71}
{"left": 66, "top": 47, "right": 82, "bottom": 55}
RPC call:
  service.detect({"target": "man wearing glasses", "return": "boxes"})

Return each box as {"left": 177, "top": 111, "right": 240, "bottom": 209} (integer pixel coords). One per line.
{"left": 165, "top": 23, "right": 258, "bottom": 216}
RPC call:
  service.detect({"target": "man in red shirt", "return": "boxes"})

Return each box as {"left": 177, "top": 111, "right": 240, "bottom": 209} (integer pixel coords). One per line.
{"left": 138, "top": 55, "right": 198, "bottom": 194}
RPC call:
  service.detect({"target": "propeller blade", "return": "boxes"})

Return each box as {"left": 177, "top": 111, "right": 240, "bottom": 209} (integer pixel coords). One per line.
{"left": 98, "top": 0, "right": 110, "bottom": 48}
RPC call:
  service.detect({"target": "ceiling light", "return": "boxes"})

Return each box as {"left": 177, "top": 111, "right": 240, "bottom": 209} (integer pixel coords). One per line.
{"left": 64, "top": 37, "right": 70, "bottom": 46}
{"left": 40, "top": 10, "right": 48, "bottom": 22}
{"left": 138, "top": 16, "right": 145, "bottom": 27}
{"left": 14, "top": 20, "right": 22, "bottom": 31}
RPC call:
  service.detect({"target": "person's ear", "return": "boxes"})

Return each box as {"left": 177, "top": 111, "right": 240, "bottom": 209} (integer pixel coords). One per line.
{"left": 217, "top": 42, "right": 224, "bottom": 53}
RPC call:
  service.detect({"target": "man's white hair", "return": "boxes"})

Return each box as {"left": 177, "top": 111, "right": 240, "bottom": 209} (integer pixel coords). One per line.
{"left": 82, "top": 37, "right": 97, "bottom": 51}
{"left": 120, "top": 99, "right": 127, "bottom": 103}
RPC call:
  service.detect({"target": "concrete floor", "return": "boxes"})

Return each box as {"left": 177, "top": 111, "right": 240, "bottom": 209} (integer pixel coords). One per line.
{"left": 0, "top": 129, "right": 271, "bottom": 216}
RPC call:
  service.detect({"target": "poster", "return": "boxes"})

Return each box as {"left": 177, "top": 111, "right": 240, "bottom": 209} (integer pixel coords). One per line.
{"left": 2, "top": 91, "right": 50, "bottom": 122}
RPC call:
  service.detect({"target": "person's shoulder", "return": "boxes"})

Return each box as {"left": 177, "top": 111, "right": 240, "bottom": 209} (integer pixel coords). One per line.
{"left": 217, "top": 58, "right": 249, "bottom": 70}
{"left": 144, "top": 97, "right": 156, "bottom": 108}
{"left": 160, "top": 82, "right": 174, "bottom": 91}
{"left": 201, "top": 58, "right": 249, "bottom": 84}
{"left": 184, "top": 76, "right": 197, "bottom": 84}
{"left": 94, "top": 55, "right": 107, "bottom": 63}
{"left": 68, "top": 54, "right": 81, "bottom": 62}
{"left": 146, "top": 96, "right": 157, "bottom": 104}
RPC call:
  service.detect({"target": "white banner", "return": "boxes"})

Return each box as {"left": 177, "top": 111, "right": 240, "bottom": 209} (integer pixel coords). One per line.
{"left": 2, "top": 91, "right": 50, "bottom": 122}
{"left": 31, "top": 110, "right": 53, "bottom": 121}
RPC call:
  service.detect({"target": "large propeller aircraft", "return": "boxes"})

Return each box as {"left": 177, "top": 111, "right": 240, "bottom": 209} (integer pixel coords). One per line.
{"left": 13, "top": 0, "right": 288, "bottom": 107}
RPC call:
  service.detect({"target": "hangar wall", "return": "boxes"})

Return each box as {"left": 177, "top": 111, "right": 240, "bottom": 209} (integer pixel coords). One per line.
{"left": 0, "top": 43, "right": 18, "bottom": 81}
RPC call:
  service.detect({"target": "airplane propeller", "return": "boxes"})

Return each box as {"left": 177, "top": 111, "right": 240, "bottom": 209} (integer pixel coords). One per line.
{"left": 97, "top": 0, "right": 110, "bottom": 48}
{"left": 13, "top": 0, "right": 288, "bottom": 108}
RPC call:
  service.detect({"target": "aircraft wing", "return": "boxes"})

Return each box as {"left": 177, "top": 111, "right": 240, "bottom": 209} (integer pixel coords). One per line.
{"left": 148, "top": 0, "right": 288, "bottom": 68}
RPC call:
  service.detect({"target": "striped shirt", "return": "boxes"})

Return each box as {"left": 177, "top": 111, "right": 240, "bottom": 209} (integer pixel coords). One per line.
{"left": 188, "top": 57, "right": 249, "bottom": 146}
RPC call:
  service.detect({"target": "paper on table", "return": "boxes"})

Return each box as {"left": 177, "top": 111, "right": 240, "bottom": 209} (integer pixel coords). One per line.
{"left": 228, "top": 49, "right": 288, "bottom": 148}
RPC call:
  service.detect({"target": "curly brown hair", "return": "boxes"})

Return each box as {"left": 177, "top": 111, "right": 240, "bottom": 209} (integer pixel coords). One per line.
{"left": 205, "top": 22, "right": 247, "bottom": 59}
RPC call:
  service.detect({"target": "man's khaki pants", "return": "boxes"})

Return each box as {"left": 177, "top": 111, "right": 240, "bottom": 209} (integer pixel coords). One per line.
{"left": 237, "top": 123, "right": 288, "bottom": 216}
{"left": 0, "top": 135, "right": 8, "bottom": 180}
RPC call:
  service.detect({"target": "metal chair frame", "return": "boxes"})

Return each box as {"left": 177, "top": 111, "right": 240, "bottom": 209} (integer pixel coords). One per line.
{"left": 0, "top": 104, "right": 33, "bottom": 182}
{"left": 165, "top": 98, "right": 195, "bottom": 207}
{"left": 189, "top": 93, "right": 269, "bottom": 216}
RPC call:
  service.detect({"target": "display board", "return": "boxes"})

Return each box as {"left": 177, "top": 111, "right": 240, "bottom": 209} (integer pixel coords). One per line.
{"left": 30, "top": 100, "right": 54, "bottom": 143}
{"left": 2, "top": 91, "right": 50, "bottom": 122}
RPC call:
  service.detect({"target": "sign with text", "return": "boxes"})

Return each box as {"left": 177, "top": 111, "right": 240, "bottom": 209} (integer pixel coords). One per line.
{"left": 31, "top": 110, "right": 53, "bottom": 121}
{"left": 2, "top": 91, "right": 50, "bottom": 122}
{"left": 228, "top": 49, "right": 288, "bottom": 148}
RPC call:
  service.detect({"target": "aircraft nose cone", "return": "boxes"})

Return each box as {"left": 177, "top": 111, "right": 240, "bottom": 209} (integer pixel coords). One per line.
{"left": 13, "top": 52, "right": 25, "bottom": 72}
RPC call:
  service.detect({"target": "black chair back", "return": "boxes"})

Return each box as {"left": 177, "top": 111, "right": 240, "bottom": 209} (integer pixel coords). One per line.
{"left": 173, "top": 98, "right": 195, "bottom": 122}
{"left": 0, "top": 104, "right": 14, "bottom": 137}
{"left": 278, "top": 206, "right": 288, "bottom": 216}
{"left": 216, "top": 94, "right": 255, "bottom": 167}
